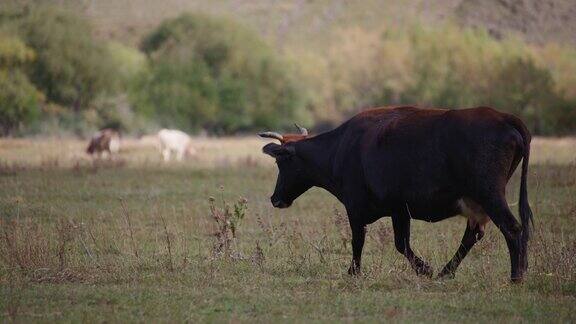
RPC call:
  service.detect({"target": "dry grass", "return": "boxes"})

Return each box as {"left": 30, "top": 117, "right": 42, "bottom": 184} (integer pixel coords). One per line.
{"left": 0, "top": 136, "right": 575, "bottom": 321}
{"left": 1, "top": 136, "right": 574, "bottom": 170}
{"left": 0, "top": 136, "right": 271, "bottom": 170}
{"left": 531, "top": 137, "right": 576, "bottom": 165}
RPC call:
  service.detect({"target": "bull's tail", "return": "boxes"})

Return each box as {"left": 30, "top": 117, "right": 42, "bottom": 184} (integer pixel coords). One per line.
{"left": 519, "top": 137, "right": 533, "bottom": 241}
{"left": 507, "top": 115, "right": 534, "bottom": 243}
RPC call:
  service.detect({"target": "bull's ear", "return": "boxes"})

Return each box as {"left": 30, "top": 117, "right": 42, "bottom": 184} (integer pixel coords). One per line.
{"left": 262, "top": 143, "right": 295, "bottom": 158}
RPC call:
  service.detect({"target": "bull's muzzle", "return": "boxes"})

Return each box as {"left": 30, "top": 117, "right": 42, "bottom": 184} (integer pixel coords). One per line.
{"left": 271, "top": 197, "right": 291, "bottom": 209}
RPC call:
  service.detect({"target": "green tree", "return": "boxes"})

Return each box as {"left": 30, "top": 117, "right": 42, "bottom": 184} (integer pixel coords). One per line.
{"left": 135, "top": 13, "right": 307, "bottom": 133}
{"left": 0, "top": 34, "right": 42, "bottom": 135}
{"left": 328, "top": 24, "right": 576, "bottom": 135}
{"left": 15, "top": 6, "right": 119, "bottom": 112}
{"left": 487, "top": 57, "right": 558, "bottom": 134}
{"left": 131, "top": 57, "right": 218, "bottom": 131}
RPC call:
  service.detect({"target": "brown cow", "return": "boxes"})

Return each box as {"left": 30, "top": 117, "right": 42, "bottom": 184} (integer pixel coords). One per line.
{"left": 86, "top": 128, "right": 120, "bottom": 159}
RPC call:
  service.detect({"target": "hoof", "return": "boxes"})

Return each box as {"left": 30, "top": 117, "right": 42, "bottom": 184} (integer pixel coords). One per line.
{"left": 347, "top": 265, "right": 362, "bottom": 276}
{"left": 511, "top": 276, "right": 524, "bottom": 284}
{"left": 413, "top": 261, "right": 433, "bottom": 278}
{"left": 437, "top": 270, "right": 456, "bottom": 280}
{"left": 511, "top": 269, "right": 525, "bottom": 284}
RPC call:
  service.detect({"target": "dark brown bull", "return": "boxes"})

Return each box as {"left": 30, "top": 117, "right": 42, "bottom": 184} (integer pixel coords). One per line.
{"left": 259, "top": 106, "right": 533, "bottom": 282}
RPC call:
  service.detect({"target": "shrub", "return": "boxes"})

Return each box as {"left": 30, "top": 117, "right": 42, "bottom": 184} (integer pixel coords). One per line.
{"left": 134, "top": 13, "right": 307, "bottom": 134}
{"left": 106, "top": 41, "right": 147, "bottom": 88}
{"left": 486, "top": 57, "right": 558, "bottom": 133}
{"left": 0, "top": 33, "right": 42, "bottom": 135}
{"left": 14, "top": 6, "right": 119, "bottom": 112}
{"left": 0, "top": 5, "right": 140, "bottom": 135}
{"left": 322, "top": 24, "right": 576, "bottom": 134}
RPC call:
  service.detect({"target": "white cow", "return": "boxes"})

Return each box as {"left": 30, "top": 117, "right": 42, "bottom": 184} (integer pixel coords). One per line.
{"left": 157, "top": 129, "right": 196, "bottom": 161}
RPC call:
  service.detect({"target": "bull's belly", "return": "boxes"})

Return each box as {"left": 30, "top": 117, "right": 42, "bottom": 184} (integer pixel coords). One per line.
{"left": 388, "top": 188, "right": 463, "bottom": 222}
{"left": 366, "top": 185, "right": 491, "bottom": 225}
{"left": 404, "top": 202, "right": 461, "bottom": 222}
{"left": 365, "top": 198, "right": 461, "bottom": 223}
{"left": 405, "top": 197, "right": 490, "bottom": 227}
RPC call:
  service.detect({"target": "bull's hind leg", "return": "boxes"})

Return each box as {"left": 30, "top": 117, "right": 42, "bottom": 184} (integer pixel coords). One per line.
{"left": 392, "top": 213, "right": 433, "bottom": 277}
{"left": 438, "top": 199, "right": 488, "bottom": 279}
{"left": 477, "top": 195, "right": 526, "bottom": 282}
{"left": 438, "top": 221, "right": 486, "bottom": 278}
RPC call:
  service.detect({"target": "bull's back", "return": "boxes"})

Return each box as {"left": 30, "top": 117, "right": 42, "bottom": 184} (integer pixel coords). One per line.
{"left": 355, "top": 106, "right": 519, "bottom": 164}
{"left": 346, "top": 106, "right": 521, "bottom": 206}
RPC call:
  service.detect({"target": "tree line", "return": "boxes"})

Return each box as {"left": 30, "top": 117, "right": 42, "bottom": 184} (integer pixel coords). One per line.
{"left": 0, "top": 5, "right": 575, "bottom": 136}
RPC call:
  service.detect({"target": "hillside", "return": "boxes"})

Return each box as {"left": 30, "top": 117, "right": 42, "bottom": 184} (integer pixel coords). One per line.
{"left": 79, "top": 0, "right": 455, "bottom": 48}
{"left": 456, "top": 0, "right": 576, "bottom": 45}
{"left": 74, "top": 0, "right": 576, "bottom": 48}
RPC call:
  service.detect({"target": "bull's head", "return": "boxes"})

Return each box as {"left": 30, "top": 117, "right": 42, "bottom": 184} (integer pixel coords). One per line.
{"left": 259, "top": 124, "right": 312, "bottom": 208}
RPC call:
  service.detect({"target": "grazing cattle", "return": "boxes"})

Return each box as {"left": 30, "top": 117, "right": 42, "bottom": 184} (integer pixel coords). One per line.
{"left": 259, "top": 107, "right": 533, "bottom": 282}
{"left": 157, "top": 129, "right": 196, "bottom": 161}
{"left": 86, "top": 128, "right": 120, "bottom": 159}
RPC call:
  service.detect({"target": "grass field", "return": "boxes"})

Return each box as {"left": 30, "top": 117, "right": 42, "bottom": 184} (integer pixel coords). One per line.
{"left": 1, "top": 137, "right": 575, "bottom": 322}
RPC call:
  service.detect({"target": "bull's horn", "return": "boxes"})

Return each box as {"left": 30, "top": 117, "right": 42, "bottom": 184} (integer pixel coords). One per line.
{"left": 294, "top": 123, "right": 308, "bottom": 136}
{"left": 258, "top": 131, "right": 284, "bottom": 141}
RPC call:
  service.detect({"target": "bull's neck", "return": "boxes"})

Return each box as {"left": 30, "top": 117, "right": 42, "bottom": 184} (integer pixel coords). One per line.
{"left": 295, "top": 129, "right": 343, "bottom": 202}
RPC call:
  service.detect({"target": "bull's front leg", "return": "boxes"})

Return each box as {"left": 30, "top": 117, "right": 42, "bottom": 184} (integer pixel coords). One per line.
{"left": 392, "top": 213, "right": 433, "bottom": 277}
{"left": 348, "top": 222, "right": 366, "bottom": 276}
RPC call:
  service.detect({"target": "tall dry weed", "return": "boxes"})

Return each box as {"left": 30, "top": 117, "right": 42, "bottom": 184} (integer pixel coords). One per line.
{"left": 334, "top": 208, "right": 351, "bottom": 251}
{"left": 0, "top": 218, "right": 82, "bottom": 283}
{"left": 207, "top": 189, "right": 248, "bottom": 259}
